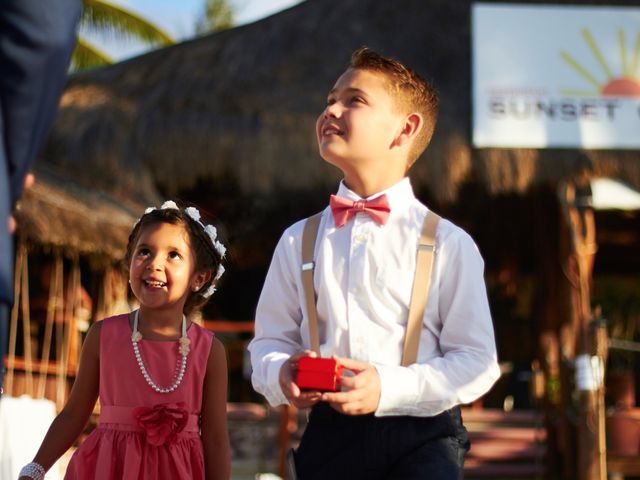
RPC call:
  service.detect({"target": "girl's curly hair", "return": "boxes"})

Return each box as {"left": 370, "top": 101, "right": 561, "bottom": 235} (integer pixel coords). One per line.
{"left": 125, "top": 204, "right": 224, "bottom": 315}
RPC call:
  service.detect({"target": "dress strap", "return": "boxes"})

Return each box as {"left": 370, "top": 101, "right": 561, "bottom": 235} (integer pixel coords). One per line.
{"left": 99, "top": 405, "right": 200, "bottom": 433}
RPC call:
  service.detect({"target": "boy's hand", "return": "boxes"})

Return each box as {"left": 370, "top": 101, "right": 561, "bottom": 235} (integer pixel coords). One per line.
{"left": 279, "top": 351, "right": 322, "bottom": 409}
{"left": 321, "top": 357, "right": 381, "bottom": 415}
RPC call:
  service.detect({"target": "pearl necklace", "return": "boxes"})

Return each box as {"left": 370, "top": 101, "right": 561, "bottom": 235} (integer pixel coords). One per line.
{"left": 131, "top": 310, "right": 191, "bottom": 393}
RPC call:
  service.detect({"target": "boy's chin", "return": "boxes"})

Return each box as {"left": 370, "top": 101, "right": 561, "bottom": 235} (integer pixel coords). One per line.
{"left": 320, "top": 151, "right": 349, "bottom": 170}
{"left": 326, "top": 160, "right": 351, "bottom": 177}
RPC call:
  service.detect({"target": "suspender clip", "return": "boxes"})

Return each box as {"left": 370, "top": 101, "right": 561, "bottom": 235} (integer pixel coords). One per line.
{"left": 302, "top": 262, "right": 315, "bottom": 271}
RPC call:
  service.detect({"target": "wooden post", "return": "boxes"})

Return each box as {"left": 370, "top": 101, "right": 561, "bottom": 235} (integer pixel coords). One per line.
{"left": 19, "top": 246, "right": 34, "bottom": 396}
{"left": 591, "top": 313, "right": 609, "bottom": 480}
{"left": 535, "top": 186, "right": 575, "bottom": 479}
{"left": 5, "top": 244, "right": 25, "bottom": 395}
{"left": 560, "top": 179, "right": 604, "bottom": 480}
{"left": 37, "top": 254, "right": 63, "bottom": 398}
{"left": 278, "top": 404, "right": 298, "bottom": 479}
{"left": 539, "top": 331, "right": 563, "bottom": 479}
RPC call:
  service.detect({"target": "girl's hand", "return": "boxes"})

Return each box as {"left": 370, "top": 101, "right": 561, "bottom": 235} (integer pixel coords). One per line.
{"left": 279, "top": 351, "right": 322, "bottom": 408}
{"left": 321, "top": 356, "right": 381, "bottom": 415}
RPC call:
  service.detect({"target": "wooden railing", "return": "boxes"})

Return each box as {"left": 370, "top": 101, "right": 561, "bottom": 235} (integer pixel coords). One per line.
{"left": 203, "top": 320, "right": 254, "bottom": 333}
{"left": 463, "top": 408, "right": 547, "bottom": 479}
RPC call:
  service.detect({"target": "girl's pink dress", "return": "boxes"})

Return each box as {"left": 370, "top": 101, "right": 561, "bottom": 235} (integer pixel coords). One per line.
{"left": 64, "top": 313, "right": 214, "bottom": 480}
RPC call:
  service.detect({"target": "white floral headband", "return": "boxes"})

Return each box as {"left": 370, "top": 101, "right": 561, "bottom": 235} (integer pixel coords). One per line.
{"left": 136, "top": 200, "right": 226, "bottom": 298}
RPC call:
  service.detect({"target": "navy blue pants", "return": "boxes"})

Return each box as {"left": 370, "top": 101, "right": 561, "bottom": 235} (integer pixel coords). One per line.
{"left": 293, "top": 403, "right": 470, "bottom": 480}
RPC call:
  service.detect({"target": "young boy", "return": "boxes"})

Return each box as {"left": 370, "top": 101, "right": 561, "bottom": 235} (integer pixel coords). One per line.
{"left": 249, "top": 47, "right": 501, "bottom": 479}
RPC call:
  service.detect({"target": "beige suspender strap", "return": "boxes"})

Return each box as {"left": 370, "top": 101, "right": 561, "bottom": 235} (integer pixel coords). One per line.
{"left": 401, "top": 212, "right": 440, "bottom": 366}
{"left": 301, "top": 210, "right": 440, "bottom": 364}
{"left": 301, "top": 212, "right": 323, "bottom": 356}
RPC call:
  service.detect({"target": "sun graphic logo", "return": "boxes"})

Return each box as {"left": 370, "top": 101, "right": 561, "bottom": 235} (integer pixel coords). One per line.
{"left": 560, "top": 28, "right": 640, "bottom": 97}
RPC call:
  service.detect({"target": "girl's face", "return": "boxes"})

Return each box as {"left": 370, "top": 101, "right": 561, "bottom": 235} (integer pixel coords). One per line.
{"left": 129, "top": 222, "right": 205, "bottom": 311}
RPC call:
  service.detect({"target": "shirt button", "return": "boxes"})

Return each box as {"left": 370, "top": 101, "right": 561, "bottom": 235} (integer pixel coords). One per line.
{"left": 354, "top": 234, "right": 366, "bottom": 243}
{"left": 351, "top": 286, "right": 361, "bottom": 295}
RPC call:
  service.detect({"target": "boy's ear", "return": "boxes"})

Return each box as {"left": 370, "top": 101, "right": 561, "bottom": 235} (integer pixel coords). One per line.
{"left": 192, "top": 270, "right": 213, "bottom": 291}
{"left": 394, "top": 113, "right": 423, "bottom": 147}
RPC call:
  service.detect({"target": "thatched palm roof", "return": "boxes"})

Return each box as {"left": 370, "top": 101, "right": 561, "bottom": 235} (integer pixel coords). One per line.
{"left": 41, "top": 0, "right": 640, "bottom": 206}
{"left": 15, "top": 166, "right": 148, "bottom": 260}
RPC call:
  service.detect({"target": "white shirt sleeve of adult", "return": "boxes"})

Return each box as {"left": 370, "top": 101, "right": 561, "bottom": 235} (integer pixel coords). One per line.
{"left": 248, "top": 225, "right": 305, "bottom": 407}
{"left": 374, "top": 228, "right": 502, "bottom": 417}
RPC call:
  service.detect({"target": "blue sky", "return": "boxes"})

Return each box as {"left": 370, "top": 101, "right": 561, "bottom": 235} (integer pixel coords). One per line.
{"left": 86, "top": 0, "right": 303, "bottom": 61}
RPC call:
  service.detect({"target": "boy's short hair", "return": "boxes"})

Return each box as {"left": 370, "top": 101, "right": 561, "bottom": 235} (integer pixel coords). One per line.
{"left": 349, "top": 47, "right": 439, "bottom": 166}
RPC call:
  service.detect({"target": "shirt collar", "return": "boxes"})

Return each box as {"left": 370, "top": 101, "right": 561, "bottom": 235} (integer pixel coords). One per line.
{"left": 336, "top": 177, "right": 415, "bottom": 212}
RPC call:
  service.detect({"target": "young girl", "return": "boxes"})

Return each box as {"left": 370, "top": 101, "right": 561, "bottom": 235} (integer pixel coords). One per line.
{"left": 18, "top": 201, "right": 231, "bottom": 480}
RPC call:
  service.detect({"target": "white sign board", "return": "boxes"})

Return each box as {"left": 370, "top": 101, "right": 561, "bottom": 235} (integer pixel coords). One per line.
{"left": 472, "top": 3, "right": 640, "bottom": 149}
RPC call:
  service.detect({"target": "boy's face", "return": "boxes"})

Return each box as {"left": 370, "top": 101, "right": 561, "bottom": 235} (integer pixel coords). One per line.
{"left": 316, "top": 68, "right": 405, "bottom": 171}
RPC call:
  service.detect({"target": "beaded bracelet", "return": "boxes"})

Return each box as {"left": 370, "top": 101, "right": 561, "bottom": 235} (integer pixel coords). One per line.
{"left": 18, "top": 462, "right": 45, "bottom": 480}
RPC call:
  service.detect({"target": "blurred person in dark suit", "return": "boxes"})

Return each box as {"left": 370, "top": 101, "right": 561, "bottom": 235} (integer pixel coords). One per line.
{"left": 0, "top": 0, "right": 81, "bottom": 394}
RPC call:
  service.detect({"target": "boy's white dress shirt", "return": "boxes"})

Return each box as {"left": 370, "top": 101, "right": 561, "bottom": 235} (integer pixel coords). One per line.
{"left": 249, "top": 178, "right": 501, "bottom": 417}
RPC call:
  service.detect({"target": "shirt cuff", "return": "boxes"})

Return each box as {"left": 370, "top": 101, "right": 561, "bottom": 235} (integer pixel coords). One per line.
{"left": 373, "top": 363, "right": 420, "bottom": 416}
{"left": 265, "top": 355, "right": 290, "bottom": 407}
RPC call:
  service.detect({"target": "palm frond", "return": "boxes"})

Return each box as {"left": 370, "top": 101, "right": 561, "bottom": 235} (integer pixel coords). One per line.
{"left": 82, "top": 0, "right": 174, "bottom": 46}
{"left": 195, "top": 0, "right": 235, "bottom": 35}
{"left": 71, "top": 37, "right": 114, "bottom": 70}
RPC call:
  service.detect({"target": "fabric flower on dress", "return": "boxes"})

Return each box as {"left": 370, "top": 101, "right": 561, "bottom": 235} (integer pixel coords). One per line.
{"left": 133, "top": 402, "right": 189, "bottom": 446}
{"left": 178, "top": 336, "right": 191, "bottom": 356}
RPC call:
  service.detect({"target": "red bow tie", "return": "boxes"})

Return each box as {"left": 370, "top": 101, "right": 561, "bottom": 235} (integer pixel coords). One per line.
{"left": 330, "top": 194, "right": 391, "bottom": 228}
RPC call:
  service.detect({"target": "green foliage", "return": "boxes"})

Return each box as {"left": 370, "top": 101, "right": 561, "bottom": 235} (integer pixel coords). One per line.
{"left": 72, "top": 0, "right": 175, "bottom": 70}
{"left": 593, "top": 275, "right": 640, "bottom": 372}
{"left": 72, "top": 37, "right": 113, "bottom": 70}
{"left": 195, "top": 0, "right": 235, "bottom": 35}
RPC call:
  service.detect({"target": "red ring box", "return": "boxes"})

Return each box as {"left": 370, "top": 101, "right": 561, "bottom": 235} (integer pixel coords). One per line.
{"left": 295, "top": 357, "right": 343, "bottom": 392}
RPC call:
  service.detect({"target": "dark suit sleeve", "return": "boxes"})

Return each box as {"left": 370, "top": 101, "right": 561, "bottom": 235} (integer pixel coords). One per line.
{"left": 0, "top": 0, "right": 81, "bottom": 205}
